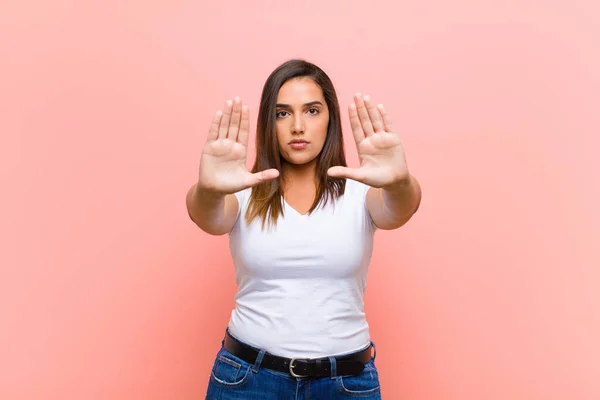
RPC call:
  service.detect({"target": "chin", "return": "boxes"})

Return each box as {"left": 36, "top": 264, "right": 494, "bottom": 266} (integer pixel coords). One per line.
{"left": 284, "top": 155, "right": 318, "bottom": 166}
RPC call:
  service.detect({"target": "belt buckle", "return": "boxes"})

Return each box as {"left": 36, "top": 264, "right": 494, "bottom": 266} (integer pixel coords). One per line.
{"left": 289, "top": 358, "right": 309, "bottom": 378}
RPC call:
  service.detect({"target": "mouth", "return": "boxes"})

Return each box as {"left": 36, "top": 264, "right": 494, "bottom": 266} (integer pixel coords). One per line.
{"left": 289, "top": 140, "right": 309, "bottom": 150}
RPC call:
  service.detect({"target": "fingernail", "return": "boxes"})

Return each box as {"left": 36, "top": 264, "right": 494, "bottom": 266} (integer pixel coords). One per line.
{"left": 226, "top": 100, "right": 232, "bottom": 107}
{"left": 234, "top": 96, "right": 240, "bottom": 102}
{"left": 364, "top": 95, "right": 370, "bottom": 102}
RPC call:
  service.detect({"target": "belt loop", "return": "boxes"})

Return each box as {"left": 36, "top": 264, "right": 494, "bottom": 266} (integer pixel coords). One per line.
{"left": 328, "top": 356, "right": 337, "bottom": 379}
{"left": 370, "top": 341, "right": 377, "bottom": 362}
{"left": 252, "top": 349, "right": 266, "bottom": 373}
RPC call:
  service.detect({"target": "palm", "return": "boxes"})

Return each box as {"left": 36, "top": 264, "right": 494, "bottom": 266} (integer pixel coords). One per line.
{"left": 198, "top": 98, "right": 278, "bottom": 195}
{"left": 328, "top": 93, "right": 410, "bottom": 188}
{"left": 200, "top": 140, "right": 250, "bottom": 194}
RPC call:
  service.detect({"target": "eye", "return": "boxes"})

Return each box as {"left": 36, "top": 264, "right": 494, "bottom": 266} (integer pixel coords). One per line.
{"left": 307, "top": 108, "right": 319, "bottom": 115}
{"left": 276, "top": 110, "right": 289, "bottom": 118}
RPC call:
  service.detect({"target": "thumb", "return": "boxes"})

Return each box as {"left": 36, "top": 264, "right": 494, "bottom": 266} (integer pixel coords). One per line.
{"left": 327, "top": 166, "right": 365, "bottom": 182}
{"left": 248, "top": 168, "right": 280, "bottom": 186}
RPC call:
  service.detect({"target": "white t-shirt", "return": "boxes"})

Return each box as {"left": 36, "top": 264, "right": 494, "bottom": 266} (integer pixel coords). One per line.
{"left": 227, "top": 178, "right": 377, "bottom": 358}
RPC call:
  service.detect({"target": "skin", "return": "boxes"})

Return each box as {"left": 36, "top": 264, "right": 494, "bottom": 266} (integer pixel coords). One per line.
{"left": 186, "top": 79, "right": 421, "bottom": 235}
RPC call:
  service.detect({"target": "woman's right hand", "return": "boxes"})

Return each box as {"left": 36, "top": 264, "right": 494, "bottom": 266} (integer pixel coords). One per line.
{"left": 197, "top": 97, "right": 279, "bottom": 195}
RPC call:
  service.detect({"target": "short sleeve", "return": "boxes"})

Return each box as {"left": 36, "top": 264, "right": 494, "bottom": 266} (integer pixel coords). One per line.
{"left": 229, "top": 188, "right": 251, "bottom": 234}
{"left": 347, "top": 179, "right": 378, "bottom": 232}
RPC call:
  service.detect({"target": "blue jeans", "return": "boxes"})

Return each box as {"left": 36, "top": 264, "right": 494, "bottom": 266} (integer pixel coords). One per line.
{"left": 205, "top": 339, "right": 381, "bottom": 399}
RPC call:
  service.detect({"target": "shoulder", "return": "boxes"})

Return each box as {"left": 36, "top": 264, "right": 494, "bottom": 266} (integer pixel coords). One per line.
{"left": 233, "top": 187, "right": 252, "bottom": 208}
{"left": 344, "top": 178, "right": 370, "bottom": 198}
{"left": 227, "top": 187, "right": 252, "bottom": 234}
{"left": 342, "top": 179, "right": 377, "bottom": 231}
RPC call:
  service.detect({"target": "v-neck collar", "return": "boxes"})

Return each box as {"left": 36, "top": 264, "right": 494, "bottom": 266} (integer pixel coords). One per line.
{"left": 283, "top": 198, "right": 310, "bottom": 217}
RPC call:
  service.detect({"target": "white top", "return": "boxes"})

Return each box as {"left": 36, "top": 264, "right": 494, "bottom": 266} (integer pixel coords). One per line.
{"left": 227, "top": 178, "right": 377, "bottom": 358}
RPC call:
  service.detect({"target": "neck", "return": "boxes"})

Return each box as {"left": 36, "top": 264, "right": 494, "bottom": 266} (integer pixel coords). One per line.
{"left": 281, "top": 160, "right": 317, "bottom": 190}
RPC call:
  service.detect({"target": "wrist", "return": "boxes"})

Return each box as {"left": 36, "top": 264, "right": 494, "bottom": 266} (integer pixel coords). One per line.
{"left": 193, "top": 183, "right": 226, "bottom": 203}
{"left": 382, "top": 174, "right": 413, "bottom": 194}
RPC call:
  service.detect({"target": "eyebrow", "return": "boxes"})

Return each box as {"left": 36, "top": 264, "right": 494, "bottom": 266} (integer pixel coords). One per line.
{"left": 276, "top": 101, "right": 324, "bottom": 108}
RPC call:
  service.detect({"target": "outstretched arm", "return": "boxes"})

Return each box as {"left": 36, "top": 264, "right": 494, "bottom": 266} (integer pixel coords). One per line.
{"left": 187, "top": 97, "right": 279, "bottom": 235}
{"left": 327, "top": 93, "right": 421, "bottom": 230}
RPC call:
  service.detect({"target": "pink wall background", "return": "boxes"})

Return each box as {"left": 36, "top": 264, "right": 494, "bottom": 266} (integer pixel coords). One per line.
{"left": 2, "top": 0, "right": 599, "bottom": 399}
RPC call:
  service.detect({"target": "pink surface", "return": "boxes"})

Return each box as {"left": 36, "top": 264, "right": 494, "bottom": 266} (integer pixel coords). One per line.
{"left": 2, "top": 1, "right": 599, "bottom": 399}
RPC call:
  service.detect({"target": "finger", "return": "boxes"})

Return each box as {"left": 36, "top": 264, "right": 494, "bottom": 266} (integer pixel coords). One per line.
{"left": 217, "top": 100, "right": 232, "bottom": 139}
{"left": 364, "top": 95, "right": 385, "bottom": 133}
{"left": 238, "top": 105, "right": 250, "bottom": 146}
{"left": 348, "top": 103, "right": 364, "bottom": 144}
{"left": 207, "top": 109, "right": 222, "bottom": 141}
{"left": 227, "top": 97, "right": 242, "bottom": 140}
{"left": 377, "top": 104, "right": 395, "bottom": 133}
{"left": 354, "top": 93, "right": 375, "bottom": 136}
{"left": 327, "top": 166, "right": 365, "bottom": 183}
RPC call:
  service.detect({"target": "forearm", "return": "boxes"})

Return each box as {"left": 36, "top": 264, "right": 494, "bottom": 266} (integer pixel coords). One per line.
{"left": 380, "top": 174, "right": 422, "bottom": 225}
{"left": 186, "top": 183, "right": 229, "bottom": 234}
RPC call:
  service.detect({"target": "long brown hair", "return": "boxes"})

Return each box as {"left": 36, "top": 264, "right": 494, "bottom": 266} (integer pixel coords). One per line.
{"left": 246, "top": 59, "right": 347, "bottom": 229}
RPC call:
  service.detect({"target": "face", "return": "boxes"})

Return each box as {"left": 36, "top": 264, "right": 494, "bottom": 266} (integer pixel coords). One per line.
{"left": 275, "top": 77, "right": 329, "bottom": 169}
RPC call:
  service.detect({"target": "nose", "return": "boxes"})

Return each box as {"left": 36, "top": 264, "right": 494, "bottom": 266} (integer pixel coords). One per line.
{"left": 291, "top": 114, "right": 304, "bottom": 134}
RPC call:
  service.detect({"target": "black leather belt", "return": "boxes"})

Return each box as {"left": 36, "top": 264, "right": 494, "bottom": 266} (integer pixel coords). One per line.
{"left": 223, "top": 330, "right": 372, "bottom": 378}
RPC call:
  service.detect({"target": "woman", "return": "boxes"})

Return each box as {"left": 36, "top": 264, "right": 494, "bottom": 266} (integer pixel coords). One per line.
{"left": 186, "top": 59, "right": 421, "bottom": 399}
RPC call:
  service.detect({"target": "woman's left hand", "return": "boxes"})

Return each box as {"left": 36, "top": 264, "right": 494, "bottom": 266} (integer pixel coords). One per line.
{"left": 327, "top": 93, "right": 410, "bottom": 189}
